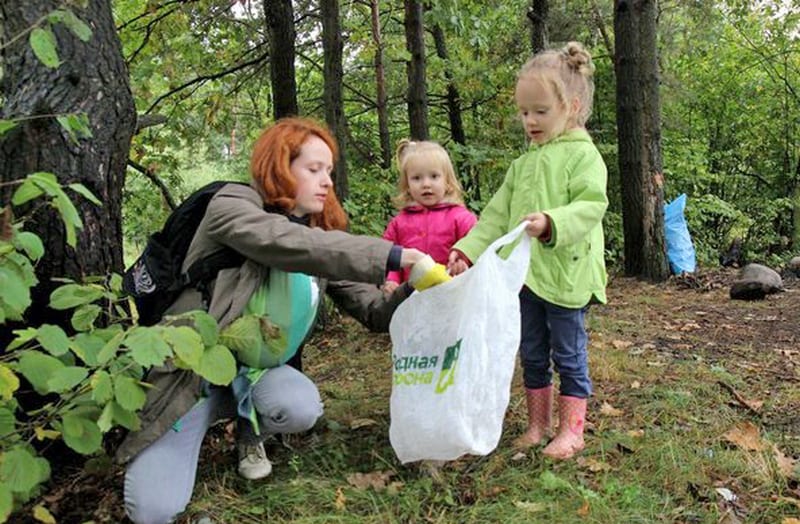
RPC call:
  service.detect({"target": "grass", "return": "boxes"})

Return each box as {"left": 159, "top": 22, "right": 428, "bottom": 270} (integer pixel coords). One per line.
{"left": 180, "top": 273, "right": 800, "bottom": 524}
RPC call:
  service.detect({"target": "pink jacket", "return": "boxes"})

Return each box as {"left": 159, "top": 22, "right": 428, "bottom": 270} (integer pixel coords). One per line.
{"left": 383, "top": 203, "right": 477, "bottom": 283}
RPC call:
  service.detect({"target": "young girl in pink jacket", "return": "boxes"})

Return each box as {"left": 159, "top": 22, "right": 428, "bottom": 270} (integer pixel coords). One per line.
{"left": 381, "top": 140, "right": 477, "bottom": 293}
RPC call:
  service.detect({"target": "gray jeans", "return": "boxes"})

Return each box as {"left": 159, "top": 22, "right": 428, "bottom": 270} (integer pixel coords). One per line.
{"left": 124, "top": 365, "right": 323, "bottom": 524}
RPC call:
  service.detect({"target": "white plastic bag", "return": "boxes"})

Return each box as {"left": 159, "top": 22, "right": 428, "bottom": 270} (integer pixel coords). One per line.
{"left": 389, "top": 222, "right": 531, "bottom": 463}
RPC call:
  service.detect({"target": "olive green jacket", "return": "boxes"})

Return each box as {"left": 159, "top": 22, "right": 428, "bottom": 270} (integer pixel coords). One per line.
{"left": 116, "top": 183, "right": 410, "bottom": 463}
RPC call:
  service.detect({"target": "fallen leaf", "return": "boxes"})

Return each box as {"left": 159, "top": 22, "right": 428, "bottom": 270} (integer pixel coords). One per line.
{"left": 630, "top": 380, "right": 641, "bottom": 389}
{"left": 577, "top": 500, "right": 590, "bottom": 516}
{"left": 346, "top": 470, "right": 394, "bottom": 491}
{"left": 513, "top": 500, "right": 547, "bottom": 512}
{"left": 772, "top": 444, "right": 798, "bottom": 479}
{"left": 334, "top": 487, "right": 347, "bottom": 511}
{"left": 782, "top": 518, "right": 800, "bottom": 524}
{"left": 612, "top": 339, "right": 632, "bottom": 349}
{"left": 511, "top": 451, "right": 527, "bottom": 461}
{"left": 723, "top": 422, "right": 765, "bottom": 451}
{"left": 627, "top": 429, "right": 645, "bottom": 438}
{"left": 577, "top": 457, "right": 612, "bottom": 472}
{"left": 349, "top": 418, "right": 378, "bottom": 429}
{"left": 600, "top": 401, "right": 624, "bottom": 417}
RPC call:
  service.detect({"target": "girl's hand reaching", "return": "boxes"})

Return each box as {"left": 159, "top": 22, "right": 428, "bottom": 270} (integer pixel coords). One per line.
{"left": 522, "top": 212, "right": 551, "bottom": 240}
{"left": 381, "top": 281, "right": 400, "bottom": 294}
{"left": 447, "top": 250, "right": 470, "bottom": 276}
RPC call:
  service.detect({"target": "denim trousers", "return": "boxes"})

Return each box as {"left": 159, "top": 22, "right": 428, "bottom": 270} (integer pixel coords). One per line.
{"left": 518, "top": 287, "right": 592, "bottom": 397}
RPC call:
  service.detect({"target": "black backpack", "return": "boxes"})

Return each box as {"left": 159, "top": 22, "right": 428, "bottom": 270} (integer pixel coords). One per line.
{"left": 122, "top": 181, "right": 247, "bottom": 326}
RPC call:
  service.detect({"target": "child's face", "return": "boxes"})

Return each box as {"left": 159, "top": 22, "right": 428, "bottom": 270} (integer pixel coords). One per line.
{"left": 515, "top": 75, "right": 570, "bottom": 144}
{"left": 405, "top": 157, "right": 447, "bottom": 208}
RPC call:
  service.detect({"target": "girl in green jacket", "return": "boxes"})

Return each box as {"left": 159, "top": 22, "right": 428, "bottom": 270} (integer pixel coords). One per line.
{"left": 448, "top": 42, "right": 608, "bottom": 461}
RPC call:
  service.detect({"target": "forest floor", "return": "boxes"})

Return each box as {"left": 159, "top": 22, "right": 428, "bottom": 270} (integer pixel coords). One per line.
{"left": 15, "top": 267, "right": 800, "bottom": 523}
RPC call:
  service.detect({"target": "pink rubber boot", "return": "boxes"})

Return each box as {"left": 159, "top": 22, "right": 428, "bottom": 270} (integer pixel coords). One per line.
{"left": 513, "top": 385, "right": 552, "bottom": 449}
{"left": 543, "top": 395, "right": 587, "bottom": 460}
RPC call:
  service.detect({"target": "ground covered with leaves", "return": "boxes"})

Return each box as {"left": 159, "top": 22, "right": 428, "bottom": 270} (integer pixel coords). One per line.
{"left": 17, "top": 268, "right": 800, "bottom": 523}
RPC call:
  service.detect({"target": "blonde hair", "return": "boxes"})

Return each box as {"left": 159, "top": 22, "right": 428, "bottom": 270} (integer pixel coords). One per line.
{"left": 392, "top": 139, "right": 465, "bottom": 208}
{"left": 517, "top": 41, "right": 595, "bottom": 126}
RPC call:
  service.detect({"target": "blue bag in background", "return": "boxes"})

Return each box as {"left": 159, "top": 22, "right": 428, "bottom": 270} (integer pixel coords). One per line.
{"left": 664, "top": 193, "right": 696, "bottom": 274}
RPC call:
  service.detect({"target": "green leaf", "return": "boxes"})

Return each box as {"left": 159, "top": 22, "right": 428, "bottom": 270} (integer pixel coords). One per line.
{"left": 70, "top": 332, "right": 106, "bottom": 366}
{"left": 17, "top": 351, "right": 65, "bottom": 395}
{"left": 10, "top": 179, "right": 44, "bottom": 206}
{"left": 61, "top": 413, "right": 102, "bottom": 454}
{"left": 0, "top": 484, "right": 10, "bottom": 523}
{"left": 98, "top": 400, "right": 140, "bottom": 432}
{"left": 29, "top": 27, "right": 60, "bottom": 68}
{"left": 14, "top": 232, "right": 44, "bottom": 261}
{"left": 96, "top": 331, "right": 124, "bottom": 364}
{"left": 0, "top": 364, "right": 20, "bottom": 401}
{"left": 191, "top": 311, "right": 219, "bottom": 347}
{"left": 47, "top": 9, "right": 92, "bottom": 41}
{"left": 0, "top": 408, "right": 14, "bottom": 438}
{"left": 90, "top": 370, "right": 113, "bottom": 404}
{"left": 27, "top": 172, "right": 60, "bottom": 196}
{"left": 112, "top": 401, "right": 140, "bottom": 431}
{"left": 0, "top": 119, "right": 17, "bottom": 137}
{"left": 113, "top": 376, "right": 147, "bottom": 411}
{"left": 49, "top": 283, "right": 103, "bottom": 310}
{"left": 124, "top": 327, "right": 172, "bottom": 367}
{"left": 163, "top": 326, "right": 203, "bottom": 368}
{"left": 71, "top": 304, "right": 101, "bottom": 332}
{"left": 108, "top": 273, "right": 123, "bottom": 294}
{"left": 53, "top": 193, "right": 82, "bottom": 247}
{"left": 0, "top": 264, "right": 33, "bottom": 320}
{"left": 67, "top": 183, "right": 101, "bottom": 206}
{"left": 56, "top": 114, "right": 93, "bottom": 144}
{"left": 36, "top": 324, "right": 71, "bottom": 356}
{"left": 197, "top": 344, "right": 236, "bottom": 386}
{"left": 6, "top": 327, "right": 38, "bottom": 351}
{"left": 46, "top": 366, "right": 88, "bottom": 393}
{"left": 0, "top": 447, "right": 40, "bottom": 493}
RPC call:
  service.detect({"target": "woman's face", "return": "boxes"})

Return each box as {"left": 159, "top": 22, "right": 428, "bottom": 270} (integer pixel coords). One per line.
{"left": 290, "top": 135, "right": 334, "bottom": 217}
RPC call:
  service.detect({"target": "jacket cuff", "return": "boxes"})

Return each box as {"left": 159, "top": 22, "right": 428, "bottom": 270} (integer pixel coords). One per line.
{"left": 386, "top": 244, "right": 403, "bottom": 272}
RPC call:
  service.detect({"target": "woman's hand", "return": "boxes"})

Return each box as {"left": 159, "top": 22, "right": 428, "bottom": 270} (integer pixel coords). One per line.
{"left": 447, "top": 250, "right": 470, "bottom": 276}
{"left": 522, "top": 212, "right": 550, "bottom": 239}
{"left": 400, "top": 248, "right": 425, "bottom": 268}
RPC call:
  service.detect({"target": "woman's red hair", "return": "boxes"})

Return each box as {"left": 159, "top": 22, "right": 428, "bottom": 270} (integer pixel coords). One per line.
{"left": 250, "top": 117, "right": 348, "bottom": 231}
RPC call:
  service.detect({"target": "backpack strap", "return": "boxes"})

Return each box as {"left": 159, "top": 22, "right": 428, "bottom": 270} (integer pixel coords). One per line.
{"left": 178, "top": 247, "right": 246, "bottom": 291}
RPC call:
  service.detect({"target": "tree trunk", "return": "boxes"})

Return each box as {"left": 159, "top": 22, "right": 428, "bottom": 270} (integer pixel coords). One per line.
{"left": 431, "top": 21, "right": 476, "bottom": 198}
{"left": 264, "top": 0, "right": 298, "bottom": 119}
{"left": 528, "top": 0, "right": 549, "bottom": 54}
{"left": 371, "top": 0, "right": 392, "bottom": 169}
{"left": 0, "top": 0, "right": 136, "bottom": 340}
{"left": 321, "top": 0, "right": 349, "bottom": 201}
{"left": 614, "top": 0, "right": 668, "bottom": 280}
{"left": 404, "top": 0, "right": 428, "bottom": 140}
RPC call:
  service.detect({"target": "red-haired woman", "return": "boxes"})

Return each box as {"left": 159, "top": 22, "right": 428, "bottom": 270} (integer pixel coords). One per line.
{"left": 117, "top": 117, "right": 425, "bottom": 524}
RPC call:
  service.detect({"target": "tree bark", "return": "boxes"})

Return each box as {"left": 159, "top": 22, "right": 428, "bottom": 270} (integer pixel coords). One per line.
{"left": 0, "top": 0, "right": 136, "bottom": 339}
{"left": 370, "top": 0, "right": 392, "bottom": 169}
{"left": 264, "top": 0, "right": 298, "bottom": 119}
{"left": 430, "top": 21, "right": 476, "bottom": 199}
{"left": 404, "top": 0, "right": 428, "bottom": 140}
{"left": 614, "top": 0, "right": 668, "bottom": 280}
{"left": 321, "top": 0, "right": 349, "bottom": 201}
{"left": 528, "top": 0, "right": 549, "bottom": 54}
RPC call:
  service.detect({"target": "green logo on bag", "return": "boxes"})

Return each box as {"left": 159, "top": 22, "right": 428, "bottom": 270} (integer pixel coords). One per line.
{"left": 393, "top": 338, "right": 461, "bottom": 394}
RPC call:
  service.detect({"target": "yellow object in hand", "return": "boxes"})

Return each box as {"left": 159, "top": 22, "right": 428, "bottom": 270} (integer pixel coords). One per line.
{"left": 409, "top": 255, "right": 452, "bottom": 291}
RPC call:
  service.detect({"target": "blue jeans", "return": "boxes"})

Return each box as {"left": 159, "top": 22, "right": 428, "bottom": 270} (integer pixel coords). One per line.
{"left": 519, "top": 287, "right": 592, "bottom": 397}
